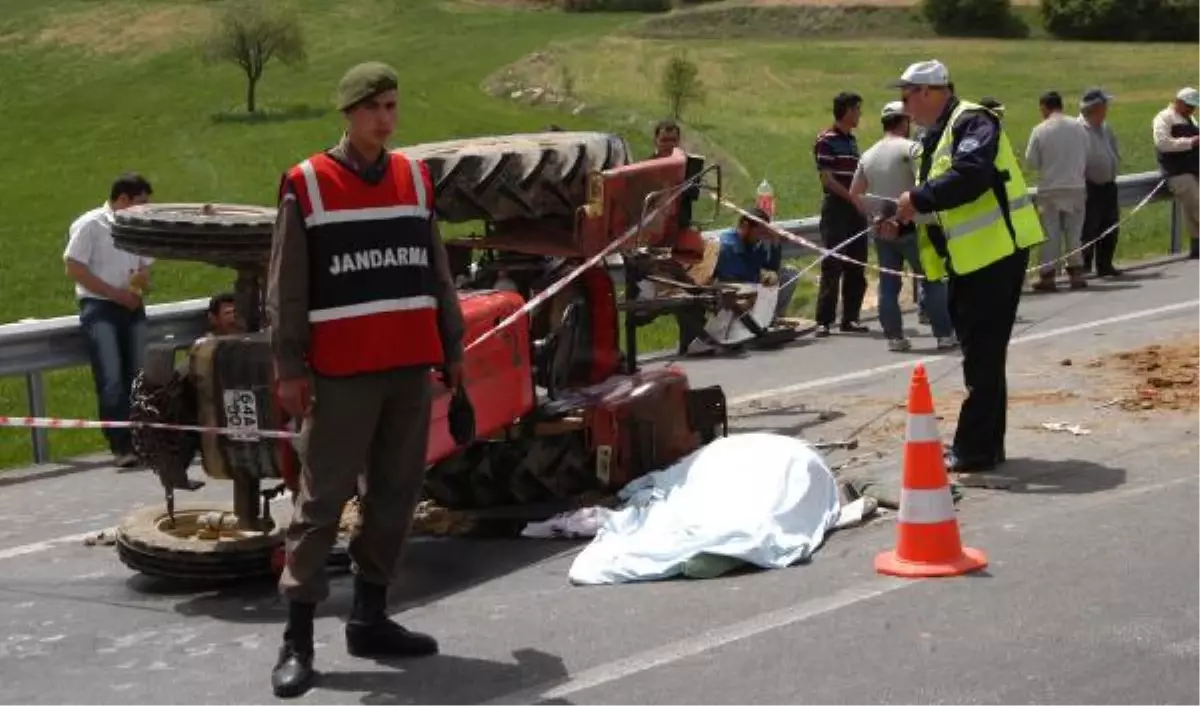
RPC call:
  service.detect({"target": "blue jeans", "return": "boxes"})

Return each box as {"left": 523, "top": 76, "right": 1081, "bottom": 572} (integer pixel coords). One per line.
{"left": 79, "top": 298, "right": 148, "bottom": 454}
{"left": 874, "top": 235, "right": 953, "bottom": 339}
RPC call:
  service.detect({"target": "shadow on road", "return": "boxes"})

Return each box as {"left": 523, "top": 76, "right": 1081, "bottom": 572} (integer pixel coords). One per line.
{"left": 956, "top": 457, "right": 1126, "bottom": 495}
{"left": 169, "top": 538, "right": 586, "bottom": 626}
{"left": 316, "top": 647, "right": 568, "bottom": 705}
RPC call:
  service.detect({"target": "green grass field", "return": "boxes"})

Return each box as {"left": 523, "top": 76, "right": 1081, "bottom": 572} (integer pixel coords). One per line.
{"left": 0, "top": 0, "right": 1191, "bottom": 468}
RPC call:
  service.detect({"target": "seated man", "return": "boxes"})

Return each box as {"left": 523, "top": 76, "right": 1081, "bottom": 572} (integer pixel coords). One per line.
{"left": 713, "top": 207, "right": 798, "bottom": 319}
{"left": 203, "top": 292, "right": 243, "bottom": 338}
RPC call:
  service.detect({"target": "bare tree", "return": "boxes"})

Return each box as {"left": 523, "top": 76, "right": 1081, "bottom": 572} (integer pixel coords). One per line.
{"left": 204, "top": 1, "right": 306, "bottom": 114}
{"left": 660, "top": 54, "right": 705, "bottom": 122}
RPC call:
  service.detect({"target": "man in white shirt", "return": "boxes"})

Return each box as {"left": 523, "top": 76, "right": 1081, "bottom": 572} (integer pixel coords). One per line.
{"left": 1153, "top": 87, "right": 1199, "bottom": 259}
{"left": 850, "top": 101, "right": 955, "bottom": 353}
{"left": 1026, "top": 91, "right": 1091, "bottom": 291}
{"left": 1078, "top": 88, "right": 1123, "bottom": 277}
{"left": 63, "top": 173, "right": 155, "bottom": 468}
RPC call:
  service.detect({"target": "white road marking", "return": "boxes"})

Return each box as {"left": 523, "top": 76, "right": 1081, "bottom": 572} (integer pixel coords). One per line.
{"left": 0, "top": 531, "right": 102, "bottom": 561}
{"left": 0, "top": 299, "right": 1196, "bottom": 565}
{"left": 730, "top": 299, "right": 1200, "bottom": 405}
{"left": 497, "top": 579, "right": 916, "bottom": 704}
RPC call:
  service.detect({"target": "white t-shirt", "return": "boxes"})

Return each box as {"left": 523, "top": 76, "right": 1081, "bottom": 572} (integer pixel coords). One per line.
{"left": 62, "top": 203, "right": 154, "bottom": 301}
{"left": 855, "top": 134, "right": 921, "bottom": 200}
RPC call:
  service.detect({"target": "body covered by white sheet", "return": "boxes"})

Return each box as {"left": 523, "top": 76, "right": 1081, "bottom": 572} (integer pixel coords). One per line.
{"left": 568, "top": 433, "right": 842, "bottom": 585}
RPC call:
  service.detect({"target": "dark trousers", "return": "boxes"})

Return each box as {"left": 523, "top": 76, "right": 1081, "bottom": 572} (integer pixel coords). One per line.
{"left": 947, "top": 247, "right": 1030, "bottom": 463}
{"left": 1082, "top": 181, "right": 1119, "bottom": 273}
{"left": 815, "top": 203, "right": 869, "bottom": 327}
{"left": 79, "top": 298, "right": 147, "bottom": 455}
{"left": 279, "top": 367, "right": 433, "bottom": 604}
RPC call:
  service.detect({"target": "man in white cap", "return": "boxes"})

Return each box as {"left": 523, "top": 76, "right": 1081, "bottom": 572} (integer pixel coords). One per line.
{"left": 1078, "top": 88, "right": 1122, "bottom": 276}
{"left": 883, "top": 59, "right": 1044, "bottom": 474}
{"left": 850, "top": 100, "right": 955, "bottom": 353}
{"left": 1153, "top": 87, "right": 1199, "bottom": 258}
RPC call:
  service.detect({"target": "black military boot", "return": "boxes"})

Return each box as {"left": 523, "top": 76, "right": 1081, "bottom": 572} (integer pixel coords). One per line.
{"left": 346, "top": 576, "right": 439, "bottom": 659}
{"left": 272, "top": 601, "right": 316, "bottom": 698}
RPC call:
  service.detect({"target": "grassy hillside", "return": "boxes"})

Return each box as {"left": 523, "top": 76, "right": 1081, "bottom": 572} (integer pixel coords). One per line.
{"left": 0, "top": 0, "right": 1191, "bottom": 468}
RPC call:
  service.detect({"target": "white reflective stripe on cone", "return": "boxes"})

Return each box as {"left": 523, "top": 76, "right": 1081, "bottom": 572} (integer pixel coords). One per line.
{"left": 305, "top": 204, "right": 430, "bottom": 228}
{"left": 905, "top": 413, "right": 941, "bottom": 442}
{"left": 308, "top": 296, "right": 437, "bottom": 323}
{"left": 898, "top": 487, "right": 956, "bottom": 524}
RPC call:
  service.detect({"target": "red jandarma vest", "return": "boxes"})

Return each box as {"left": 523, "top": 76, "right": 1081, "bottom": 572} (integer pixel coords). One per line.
{"left": 283, "top": 149, "right": 444, "bottom": 377}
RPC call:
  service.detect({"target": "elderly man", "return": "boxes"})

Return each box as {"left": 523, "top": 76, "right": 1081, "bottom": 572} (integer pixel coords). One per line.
{"left": 1154, "top": 87, "right": 1200, "bottom": 259}
{"left": 1078, "top": 88, "right": 1122, "bottom": 277}
{"left": 1027, "top": 91, "right": 1091, "bottom": 291}
{"left": 887, "top": 59, "right": 1044, "bottom": 474}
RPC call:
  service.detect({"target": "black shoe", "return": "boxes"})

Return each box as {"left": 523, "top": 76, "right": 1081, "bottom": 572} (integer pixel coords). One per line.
{"left": 346, "top": 577, "right": 439, "bottom": 659}
{"left": 839, "top": 321, "right": 869, "bottom": 334}
{"left": 944, "top": 449, "right": 997, "bottom": 474}
{"left": 814, "top": 325, "right": 832, "bottom": 338}
{"left": 272, "top": 601, "right": 316, "bottom": 698}
{"left": 272, "top": 641, "right": 315, "bottom": 698}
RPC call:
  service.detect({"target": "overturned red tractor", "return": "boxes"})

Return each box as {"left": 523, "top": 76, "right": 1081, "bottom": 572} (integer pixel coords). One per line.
{"left": 113, "top": 132, "right": 738, "bottom": 582}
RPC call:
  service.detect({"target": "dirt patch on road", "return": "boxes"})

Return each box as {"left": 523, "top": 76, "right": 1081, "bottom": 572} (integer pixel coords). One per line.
{"left": 1088, "top": 340, "right": 1199, "bottom": 412}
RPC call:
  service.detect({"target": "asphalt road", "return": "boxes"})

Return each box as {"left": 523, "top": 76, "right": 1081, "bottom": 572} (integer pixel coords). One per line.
{"left": 0, "top": 258, "right": 1196, "bottom": 704}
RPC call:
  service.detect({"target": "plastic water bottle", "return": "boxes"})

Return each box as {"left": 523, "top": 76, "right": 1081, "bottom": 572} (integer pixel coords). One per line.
{"left": 756, "top": 179, "right": 776, "bottom": 219}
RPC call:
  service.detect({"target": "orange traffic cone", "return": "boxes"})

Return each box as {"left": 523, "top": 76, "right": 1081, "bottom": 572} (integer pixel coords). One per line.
{"left": 874, "top": 363, "right": 988, "bottom": 578}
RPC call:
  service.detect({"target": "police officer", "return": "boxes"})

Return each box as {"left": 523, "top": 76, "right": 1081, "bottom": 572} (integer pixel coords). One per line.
{"left": 266, "top": 62, "right": 466, "bottom": 698}
{"left": 886, "top": 60, "right": 1044, "bottom": 473}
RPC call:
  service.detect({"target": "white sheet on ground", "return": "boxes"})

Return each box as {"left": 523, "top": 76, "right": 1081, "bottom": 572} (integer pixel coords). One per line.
{"left": 567, "top": 433, "right": 842, "bottom": 585}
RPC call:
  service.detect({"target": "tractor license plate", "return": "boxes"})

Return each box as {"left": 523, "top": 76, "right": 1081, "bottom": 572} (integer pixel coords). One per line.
{"left": 595, "top": 444, "right": 612, "bottom": 486}
{"left": 223, "top": 389, "right": 260, "bottom": 442}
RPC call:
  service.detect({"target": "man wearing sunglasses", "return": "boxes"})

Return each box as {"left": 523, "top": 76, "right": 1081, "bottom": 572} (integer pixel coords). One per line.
{"left": 883, "top": 60, "right": 1044, "bottom": 474}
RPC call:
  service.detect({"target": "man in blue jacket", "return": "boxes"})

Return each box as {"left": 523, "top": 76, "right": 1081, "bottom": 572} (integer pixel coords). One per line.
{"left": 714, "top": 207, "right": 798, "bottom": 320}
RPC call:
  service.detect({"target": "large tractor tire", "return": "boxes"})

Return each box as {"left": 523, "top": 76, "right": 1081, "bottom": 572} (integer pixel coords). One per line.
{"left": 115, "top": 503, "right": 283, "bottom": 583}
{"left": 399, "top": 131, "right": 630, "bottom": 223}
{"left": 111, "top": 203, "right": 276, "bottom": 268}
{"left": 423, "top": 433, "right": 598, "bottom": 511}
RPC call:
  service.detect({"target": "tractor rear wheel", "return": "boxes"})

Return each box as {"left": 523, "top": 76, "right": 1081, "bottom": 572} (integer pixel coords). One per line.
{"left": 400, "top": 131, "right": 630, "bottom": 223}
{"left": 115, "top": 503, "right": 283, "bottom": 583}
{"left": 423, "top": 432, "right": 598, "bottom": 510}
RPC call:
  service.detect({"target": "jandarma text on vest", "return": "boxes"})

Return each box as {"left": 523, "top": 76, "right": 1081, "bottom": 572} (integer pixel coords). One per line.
{"left": 328, "top": 246, "right": 430, "bottom": 276}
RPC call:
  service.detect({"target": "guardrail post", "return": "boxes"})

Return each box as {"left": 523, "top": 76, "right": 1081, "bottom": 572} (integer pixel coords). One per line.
{"left": 25, "top": 372, "right": 49, "bottom": 464}
{"left": 1169, "top": 200, "right": 1182, "bottom": 255}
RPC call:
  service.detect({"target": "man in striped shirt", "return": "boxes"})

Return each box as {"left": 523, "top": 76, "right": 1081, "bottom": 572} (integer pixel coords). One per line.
{"left": 813, "top": 91, "right": 870, "bottom": 337}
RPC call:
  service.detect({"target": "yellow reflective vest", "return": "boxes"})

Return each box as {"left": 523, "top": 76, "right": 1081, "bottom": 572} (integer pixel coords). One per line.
{"left": 916, "top": 101, "right": 1045, "bottom": 282}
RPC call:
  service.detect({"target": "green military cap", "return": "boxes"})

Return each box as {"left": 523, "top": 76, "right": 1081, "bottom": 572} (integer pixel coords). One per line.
{"left": 336, "top": 61, "right": 399, "bottom": 111}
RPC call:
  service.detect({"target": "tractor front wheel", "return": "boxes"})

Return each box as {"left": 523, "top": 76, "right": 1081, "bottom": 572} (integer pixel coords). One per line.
{"left": 115, "top": 503, "right": 284, "bottom": 583}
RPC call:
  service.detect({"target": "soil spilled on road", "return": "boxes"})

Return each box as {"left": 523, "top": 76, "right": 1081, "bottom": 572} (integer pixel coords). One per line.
{"left": 1088, "top": 339, "right": 1199, "bottom": 412}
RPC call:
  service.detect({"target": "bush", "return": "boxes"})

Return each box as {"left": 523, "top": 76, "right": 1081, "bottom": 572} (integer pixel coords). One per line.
{"left": 559, "top": 0, "right": 673, "bottom": 11}
{"left": 1041, "top": 0, "right": 1199, "bottom": 42}
{"left": 922, "top": 0, "right": 1029, "bottom": 38}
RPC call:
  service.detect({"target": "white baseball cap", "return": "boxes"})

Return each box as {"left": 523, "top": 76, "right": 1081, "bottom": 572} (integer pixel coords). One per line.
{"left": 881, "top": 101, "right": 908, "bottom": 118}
{"left": 1177, "top": 87, "right": 1199, "bottom": 107}
{"left": 890, "top": 60, "right": 951, "bottom": 88}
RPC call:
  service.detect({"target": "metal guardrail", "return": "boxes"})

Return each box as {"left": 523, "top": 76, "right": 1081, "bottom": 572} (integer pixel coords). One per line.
{"left": 0, "top": 170, "right": 1181, "bottom": 465}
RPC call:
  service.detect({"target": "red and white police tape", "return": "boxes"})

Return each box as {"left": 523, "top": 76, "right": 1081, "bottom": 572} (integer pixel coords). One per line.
{"left": 726, "top": 178, "right": 1168, "bottom": 289}
{"left": 0, "top": 415, "right": 299, "bottom": 439}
